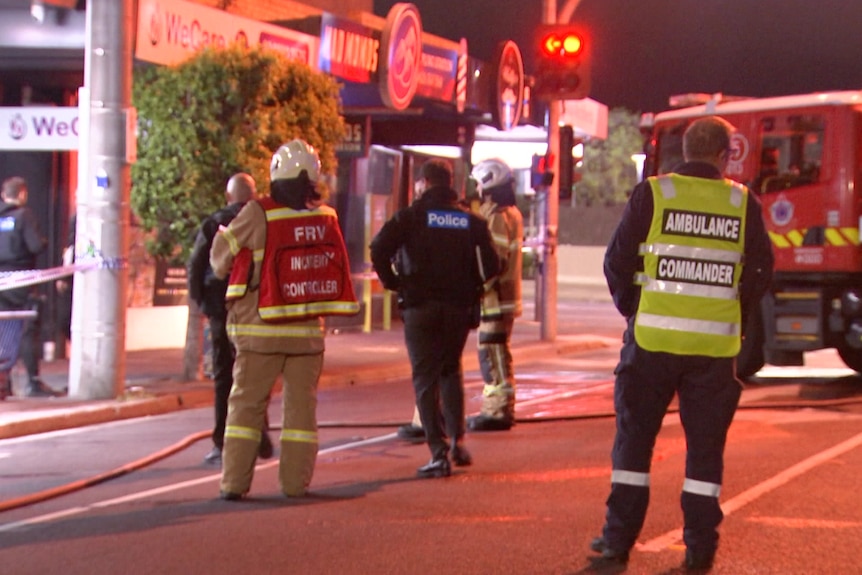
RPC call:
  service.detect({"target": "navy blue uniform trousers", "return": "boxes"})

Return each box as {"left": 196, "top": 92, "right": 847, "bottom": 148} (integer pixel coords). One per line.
{"left": 603, "top": 327, "right": 742, "bottom": 556}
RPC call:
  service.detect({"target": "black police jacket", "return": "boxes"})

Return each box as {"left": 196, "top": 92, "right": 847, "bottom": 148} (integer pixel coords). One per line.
{"left": 187, "top": 202, "right": 246, "bottom": 318}
{"left": 0, "top": 202, "right": 46, "bottom": 272}
{"left": 370, "top": 186, "right": 500, "bottom": 309}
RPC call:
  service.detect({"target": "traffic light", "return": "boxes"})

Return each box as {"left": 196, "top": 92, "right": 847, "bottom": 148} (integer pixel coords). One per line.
{"left": 533, "top": 24, "right": 591, "bottom": 101}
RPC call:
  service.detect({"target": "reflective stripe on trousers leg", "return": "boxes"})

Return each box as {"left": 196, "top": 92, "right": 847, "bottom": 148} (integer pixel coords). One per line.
{"left": 225, "top": 425, "right": 262, "bottom": 442}
{"left": 683, "top": 477, "right": 721, "bottom": 498}
{"left": 281, "top": 428, "right": 319, "bottom": 444}
{"left": 611, "top": 469, "right": 650, "bottom": 487}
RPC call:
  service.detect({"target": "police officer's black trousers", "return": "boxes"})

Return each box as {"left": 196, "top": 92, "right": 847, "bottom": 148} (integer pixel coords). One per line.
{"left": 602, "top": 334, "right": 741, "bottom": 556}
{"left": 402, "top": 301, "right": 472, "bottom": 461}
{"left": 0, "top": 287, "right": 40, "bottom": 381}
{"left": 208, "top": 312, "right": 235, "bottom": 449}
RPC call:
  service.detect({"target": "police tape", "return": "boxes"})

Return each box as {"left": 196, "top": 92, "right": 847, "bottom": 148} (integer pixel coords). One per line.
{"left": 0, "top": 256, "right": 125, "bottom": 292}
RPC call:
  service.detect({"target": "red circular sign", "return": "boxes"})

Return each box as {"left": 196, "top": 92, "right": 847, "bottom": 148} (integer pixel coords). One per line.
{"left": 378, "top": 3, "right": 423, "bottom": 111}
{"left": 493, "top": 40, "right": 525, "bottom": 131}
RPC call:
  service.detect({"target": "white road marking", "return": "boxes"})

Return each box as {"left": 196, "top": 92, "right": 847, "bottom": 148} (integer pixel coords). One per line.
{"left": 0, "top": 433, "right": 397, "bottom": 533}
{"left": 638, "top": 430, "right": 862, "bottom": 553}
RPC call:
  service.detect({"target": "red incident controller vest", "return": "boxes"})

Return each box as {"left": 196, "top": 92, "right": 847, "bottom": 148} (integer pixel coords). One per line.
{"left": 226, "top": 197, "right": 359, "bottom": 322}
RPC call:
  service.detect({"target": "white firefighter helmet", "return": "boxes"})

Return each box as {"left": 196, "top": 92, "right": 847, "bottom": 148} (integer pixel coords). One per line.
{"left": 471, "top": 158, "right": 513, "bottom": 195}
{"left": 270, "top": 139, "right": 321, "bottom": 183}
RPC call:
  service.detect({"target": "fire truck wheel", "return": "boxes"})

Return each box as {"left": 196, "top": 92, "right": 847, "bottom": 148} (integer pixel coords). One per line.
{"left": 836, "top": 343, "right": 862, "bottom": 374}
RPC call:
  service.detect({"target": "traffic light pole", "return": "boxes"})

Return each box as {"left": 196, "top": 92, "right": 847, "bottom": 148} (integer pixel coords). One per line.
{"left": 539, "top": 0, "right": 559, "bottom": 341}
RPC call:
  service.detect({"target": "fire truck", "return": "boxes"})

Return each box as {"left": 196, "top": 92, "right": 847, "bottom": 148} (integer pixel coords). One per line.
{"left": 640, "top": 91, "right": 862, "bottom": 377}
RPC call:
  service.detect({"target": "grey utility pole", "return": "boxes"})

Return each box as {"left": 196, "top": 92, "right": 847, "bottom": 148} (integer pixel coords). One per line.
{"left": 69, "top": 0, "right": 134, "bottom": 399}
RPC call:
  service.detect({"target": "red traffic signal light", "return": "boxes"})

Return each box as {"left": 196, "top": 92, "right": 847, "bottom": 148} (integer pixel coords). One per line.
{"left": 540, "top": 30, "right": 584, "bottom": 59}
{"left": 533, "top": 24, "right": 591, "bottom": 101}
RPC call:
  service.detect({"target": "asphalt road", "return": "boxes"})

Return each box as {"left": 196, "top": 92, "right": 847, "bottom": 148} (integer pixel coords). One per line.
{"left": 1, "top": 304, "right": 861, "bottom": 574}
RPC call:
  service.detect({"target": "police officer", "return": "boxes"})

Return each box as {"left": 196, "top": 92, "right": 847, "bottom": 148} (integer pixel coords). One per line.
{"left": 211, "top": 140, "right": 358, "bottom": 499}
{"left": 187, "top": 172, "right": 272, "bottom": 465}
{"left": 591, "top": 116, "right": 773, "bottom": 570}
{"left": 468, "top": 158, "right": 524, "bottom": 431}
{"left": 371, "top": 159, "right": 500, "bottom": 478}
{"left": 0, "top": 176, "right": 54, "bottom": 399}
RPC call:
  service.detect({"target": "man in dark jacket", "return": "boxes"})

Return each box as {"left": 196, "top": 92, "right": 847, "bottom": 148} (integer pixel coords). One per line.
{"left": 0, "top": 176, "right": 54, "bottom": 399}
{"left": 187, "top": 173, "right": 272, "bottom": 465}
{"left": 592, "top": 117, "right": 774, "bottom": 570}
{"left": 370, "top": 159, "right": 500, "bottom": 478}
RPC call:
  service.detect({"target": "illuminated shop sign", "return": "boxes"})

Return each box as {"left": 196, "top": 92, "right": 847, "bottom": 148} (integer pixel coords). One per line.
{"left": 378, "top": 3, "right": 423, "bottom": 111}
{"left": 318, "top": 14, "right": 379, "bottom": 83}
{"left": 415, "top": 44, "right": 457, "bottom": 103}
{"left": 135, "top": 0, "right": 317, "bottom": 67}
{"left": 0, "top": 107, "right": 79, "bottom": 151}
{"left": 492, "top": 40, "right": 525, "bottom": 131}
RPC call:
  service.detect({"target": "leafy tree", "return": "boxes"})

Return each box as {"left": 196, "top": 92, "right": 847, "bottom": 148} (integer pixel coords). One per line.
{"left": 132, "top": 44, "right": 345, "bottom": 264}
{"left": 131, "top": 44, "right": 345, "bottom": 380}
{"left": 575, "top": 107, "right": 644, "bottom": 206}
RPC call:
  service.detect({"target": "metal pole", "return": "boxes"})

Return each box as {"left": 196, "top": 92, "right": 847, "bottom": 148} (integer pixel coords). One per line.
{"left": 558, "top": 0, "right": 585, "bottom": 25}
{"left": 540, "top": 0, "right": 559, "bottom": 341}
{"left": 69, "top": 0, "right": 133, "bottom": 399}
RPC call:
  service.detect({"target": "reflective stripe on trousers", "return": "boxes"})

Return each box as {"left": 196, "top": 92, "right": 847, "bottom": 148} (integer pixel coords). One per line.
{"left": 281, "top": 428, "right": 318, "bottom": 444}
{"left": 683, "top": 477, "right": 721, "bottom": 498}
{"left": 225, "top": 425, "right": 261, "bottom": 443}
{"left": 611, "top": 469, "right": 650, "bottom": 487}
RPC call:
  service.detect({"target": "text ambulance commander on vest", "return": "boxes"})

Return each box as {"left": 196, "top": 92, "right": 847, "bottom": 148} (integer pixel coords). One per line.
{"left": 590, "top": 116, "right": 774, "bottom": 571}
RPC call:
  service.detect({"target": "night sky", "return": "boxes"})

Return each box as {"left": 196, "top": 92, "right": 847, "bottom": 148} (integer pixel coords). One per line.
{"left": 373, "top": 0, "right": 862, "bottom": 113}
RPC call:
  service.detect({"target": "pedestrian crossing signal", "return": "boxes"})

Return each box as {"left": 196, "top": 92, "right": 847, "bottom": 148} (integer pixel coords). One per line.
{"left": 531, "top": 153, "right": 555, "bottom": 190}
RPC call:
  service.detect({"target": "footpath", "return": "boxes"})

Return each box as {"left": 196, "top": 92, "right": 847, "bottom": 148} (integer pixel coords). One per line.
{"left": 0, "top": 282, "right": 614, "bottom": 440}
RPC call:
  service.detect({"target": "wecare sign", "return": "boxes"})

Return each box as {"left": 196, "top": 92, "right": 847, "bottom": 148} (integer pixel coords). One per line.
{"left": 0, "top": 107, "right": 79, "bottom": 151}
{"left": 135, "top": 0, "right": 318, "bottom": 67}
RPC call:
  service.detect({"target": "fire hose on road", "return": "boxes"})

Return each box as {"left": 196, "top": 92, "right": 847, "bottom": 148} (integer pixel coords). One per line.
{"left": 1, "top": 393, "right": 861, "bottom": 514}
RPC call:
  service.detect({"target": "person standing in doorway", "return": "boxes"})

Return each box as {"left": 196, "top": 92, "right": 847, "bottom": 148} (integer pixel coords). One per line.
{"left": 188, "top": 173, "right": 273, "bottom": 465}
{"left": 591, "top": 116, "right": 774, "bottom": 570}
{"left": 371, "top": 159, "right": 500, "bottom": 478}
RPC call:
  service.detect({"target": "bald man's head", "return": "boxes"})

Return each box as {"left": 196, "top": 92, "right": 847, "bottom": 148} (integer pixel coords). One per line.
{"left": 226, "top": 173, "right": 256, "bottom": 204}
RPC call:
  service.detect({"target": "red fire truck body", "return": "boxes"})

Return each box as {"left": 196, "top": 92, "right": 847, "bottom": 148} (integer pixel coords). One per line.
{"left": 642, "top": 91, "right": 862, "bottom": 376}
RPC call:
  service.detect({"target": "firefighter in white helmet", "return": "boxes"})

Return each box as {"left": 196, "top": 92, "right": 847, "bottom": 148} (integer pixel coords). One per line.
{"left": 211, "top": 139, "right": 359, "bottom": 500}
{"left": 468, "top": 158, "right": 524, "bottom": 431}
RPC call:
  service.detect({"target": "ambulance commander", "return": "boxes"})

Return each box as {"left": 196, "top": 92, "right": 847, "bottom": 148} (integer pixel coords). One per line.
{"left": 591, "top": 116, "right": 773, "bottom": 570}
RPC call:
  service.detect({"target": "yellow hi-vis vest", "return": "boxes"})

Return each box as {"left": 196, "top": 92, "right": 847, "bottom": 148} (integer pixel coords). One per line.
{"left": 634, "top": 174, "right": 748, "bottom": 357}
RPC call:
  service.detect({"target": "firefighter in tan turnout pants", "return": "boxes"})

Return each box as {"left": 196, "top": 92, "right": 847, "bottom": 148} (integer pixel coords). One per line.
{"left": 468, "top": 158, "right": 523, "bottom": 431}
{"left": 212, "top": 139, "right": 359, "bottom": 500}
